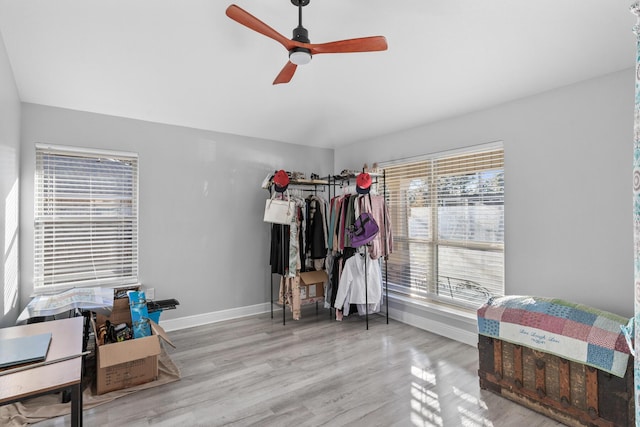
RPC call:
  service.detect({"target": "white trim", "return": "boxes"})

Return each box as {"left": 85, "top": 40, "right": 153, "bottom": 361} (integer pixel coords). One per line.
{"left": 380, "top": 140, "right": 503, "bottom": 167}
{"left": 386, "top": 291, "right": 477, "bottom": 321}
{"left": 157, "top": 302, "right": 271, "bottom": 332}
{"left": 31, "top": 280, "right": 140, "bottom": 296}
{"left": 386, "top": 305, "right": 478, "bottom": 347}
{"left": 157, "top": 299, "right": 478, "bottom": 348}
{"left": 35, "top": 142, "right": 139, "bottom": 159}
{"left": 384, "top": 294, "right": 478, "bottom": 347}
{"left": 34, "top": 145, "right": 139, "bottom": 290}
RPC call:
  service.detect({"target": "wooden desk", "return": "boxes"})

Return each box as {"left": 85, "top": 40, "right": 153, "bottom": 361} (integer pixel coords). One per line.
{"left": 0, "top": 317, "right": 84, "bottom": 426}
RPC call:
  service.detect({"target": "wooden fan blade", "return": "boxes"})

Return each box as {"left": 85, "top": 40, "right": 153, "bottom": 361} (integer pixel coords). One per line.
{"left": 309, "top": 36, "right": 388, "bottom": 55}
{"left": 226, "top": 4, "right": 295, "bottom": 51}
{"left": 273, "top": 62, "right": 298, "bottom": 85}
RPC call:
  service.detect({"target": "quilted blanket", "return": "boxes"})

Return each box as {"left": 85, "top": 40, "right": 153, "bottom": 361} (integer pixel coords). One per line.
{"left": 477, "top": 295, "right": 631, "bottom": 377}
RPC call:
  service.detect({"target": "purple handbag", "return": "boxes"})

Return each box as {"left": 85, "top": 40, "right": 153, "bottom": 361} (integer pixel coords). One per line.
{"left": 349, "top": 212, "right": 379, "bottom": 247}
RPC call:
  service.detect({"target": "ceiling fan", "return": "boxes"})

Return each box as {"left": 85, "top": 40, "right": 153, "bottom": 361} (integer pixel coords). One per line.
{"left": 225, "top": 1, "right": 388, "bottom": 85}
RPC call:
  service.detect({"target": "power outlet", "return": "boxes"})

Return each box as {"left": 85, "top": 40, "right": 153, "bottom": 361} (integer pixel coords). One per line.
{"left": 145, "top": 287, "right": 155, "bottom": 300}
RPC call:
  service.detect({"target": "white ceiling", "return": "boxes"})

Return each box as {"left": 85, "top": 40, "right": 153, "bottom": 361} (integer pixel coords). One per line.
{"left": 0, "top": 0, "right": 636, "bottom": 149}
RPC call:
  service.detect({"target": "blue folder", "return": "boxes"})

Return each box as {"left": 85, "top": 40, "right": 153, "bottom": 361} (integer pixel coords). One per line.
{"left": 0, "top": 332, "right": 52, "bottom": 369}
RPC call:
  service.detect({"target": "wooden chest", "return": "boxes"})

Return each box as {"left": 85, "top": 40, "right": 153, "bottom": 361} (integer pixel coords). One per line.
{"left": 478, "top": 335, "right": 634, "bottom": 427}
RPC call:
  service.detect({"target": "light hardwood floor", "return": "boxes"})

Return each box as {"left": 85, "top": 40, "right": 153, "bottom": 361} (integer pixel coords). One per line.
{"left": 36, "top": 308, "right": 563, "bottom": 427}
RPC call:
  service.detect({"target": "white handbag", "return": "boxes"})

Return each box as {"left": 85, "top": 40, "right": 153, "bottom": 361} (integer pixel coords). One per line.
{"left": 264, "top": 191, "right": 294, "bottom": 224}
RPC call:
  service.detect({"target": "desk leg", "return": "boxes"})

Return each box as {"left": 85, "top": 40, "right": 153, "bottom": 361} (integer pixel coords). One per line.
{"left": 70, "top": 382, "right": 82, "bottom": 427}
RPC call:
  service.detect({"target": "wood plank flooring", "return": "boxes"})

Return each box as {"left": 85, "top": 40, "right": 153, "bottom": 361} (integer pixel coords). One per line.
{"left": 35, "top": 308, "right": 563, "bottom": 426}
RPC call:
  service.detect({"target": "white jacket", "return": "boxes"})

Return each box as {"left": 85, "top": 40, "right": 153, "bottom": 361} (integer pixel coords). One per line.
{"left": 334, "top": 254, "right": 382, "bottom": 315}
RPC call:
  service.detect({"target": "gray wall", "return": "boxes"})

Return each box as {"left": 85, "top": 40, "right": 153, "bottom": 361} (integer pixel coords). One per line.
{"left": 4, "top": 54, "right": 635, "bottom": 341}
{"left": 0, "top": 30, "right": 21, "bottom": 327}
{"left": 336, "top": 68, "right": 635, "bottom": 320}
{"left": 18, "top": 104, "right": 333, "bottom": 323}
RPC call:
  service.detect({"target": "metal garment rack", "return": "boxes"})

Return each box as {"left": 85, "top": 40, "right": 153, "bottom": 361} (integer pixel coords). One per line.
{"left": 327, "top": 170, "right": 389, "bottom": 330}
{"left": 267, "top": 179, "right": 327, "bottom": 325}
{"left": 265, "top": 172, "right": 390, "bottom": 330}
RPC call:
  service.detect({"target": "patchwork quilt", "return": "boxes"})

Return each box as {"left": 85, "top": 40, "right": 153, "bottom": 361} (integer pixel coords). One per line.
{"left": 477, "top": 295, "right": 631, "bottom": 377}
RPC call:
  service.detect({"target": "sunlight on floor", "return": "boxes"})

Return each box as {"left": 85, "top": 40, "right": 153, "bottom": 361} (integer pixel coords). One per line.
{"left": 410, "top": 365, "right": 443, "bottom": 426}
{"left": 453, "top": 386, "right": 493, "bottom": 427}
{"left": 409, "top": 365, "right": 496, "bottom": 427}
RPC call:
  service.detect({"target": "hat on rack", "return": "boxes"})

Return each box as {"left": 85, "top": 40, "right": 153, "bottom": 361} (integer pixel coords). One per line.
{"left": 273, "top": 169, "right": 290, "bottom": 192}
{"left": 356, "top": 172, "right": 372, "bottom": 194}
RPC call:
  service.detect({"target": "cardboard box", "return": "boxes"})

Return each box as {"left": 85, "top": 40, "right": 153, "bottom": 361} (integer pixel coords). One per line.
{"left": 92, "top": 297, "right": 174, "bottom": 394}
{"left": 299, "top": 270, "right": 327, "bottom": 301}
{"left": 96, "top": 297, "right": 130, "bottom": 326}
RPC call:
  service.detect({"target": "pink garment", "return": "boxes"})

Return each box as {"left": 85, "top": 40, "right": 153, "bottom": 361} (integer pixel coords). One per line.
{"left": 338, "top": 196, "right": 348, "bottom": 251}
{"left": 278, "top": 275, "right": 301, "bottom": 320}
{"left": 330, "top": 197, "right": 340, "bottom": 252}
{"left": 358, "top": 195, "right": 393, "bottom": 260}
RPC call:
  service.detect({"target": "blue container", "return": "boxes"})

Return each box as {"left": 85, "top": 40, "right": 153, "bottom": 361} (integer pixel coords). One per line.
{"left": 148, "top": 309, "right": 162, "bottom": 324}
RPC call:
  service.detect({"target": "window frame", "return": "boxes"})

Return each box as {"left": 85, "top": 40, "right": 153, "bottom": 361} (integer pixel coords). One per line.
{"left": 381, "top": 142, "right": 504, "bottom": 311}
{"left": 33, "top": 143, "right": 139, "bottom": 292}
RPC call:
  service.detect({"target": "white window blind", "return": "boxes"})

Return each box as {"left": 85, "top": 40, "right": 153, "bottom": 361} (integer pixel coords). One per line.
{"left": 34, "top": 145, "right": 139, "bottom": 290}
{"left": 382, "top": 144, "right": 504, "bottom": 309}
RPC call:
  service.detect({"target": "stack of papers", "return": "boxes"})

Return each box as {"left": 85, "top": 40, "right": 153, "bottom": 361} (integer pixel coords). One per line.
{"left": 17, "top": 287, "right": 114, "bottom": 323}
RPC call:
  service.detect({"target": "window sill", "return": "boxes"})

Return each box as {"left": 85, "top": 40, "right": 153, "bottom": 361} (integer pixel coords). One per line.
{"left": 383, "top": 292, "right": 479, "bottom": 346}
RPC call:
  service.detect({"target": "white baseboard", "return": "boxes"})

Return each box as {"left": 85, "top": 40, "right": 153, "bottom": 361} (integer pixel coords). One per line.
{"left": 386, "top": 305, "right": 478, "bottom": 347}
{"left": 158, "top": 302, "right": 271, "bottom": 332}
{"left": 158, "top": 301, "right": 478, "bottom": 348}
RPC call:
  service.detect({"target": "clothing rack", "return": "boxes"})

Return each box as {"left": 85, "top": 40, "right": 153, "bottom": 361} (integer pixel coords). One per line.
{"left": 327, "top": 170, "right": 389, "bottom": 330}
{"left": 264, "top": 170, "right": 390, "bottom": 330}
{"left": 267, "top": 178, "right": 328, "bottom": 325}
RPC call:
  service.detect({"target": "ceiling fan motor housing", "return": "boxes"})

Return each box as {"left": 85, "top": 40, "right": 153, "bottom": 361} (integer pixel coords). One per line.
{"left": 292, "top": 26, "right": 309, "bottom": 44}
{"left": 289, "top": 26, "right": 312, "bottom": 64}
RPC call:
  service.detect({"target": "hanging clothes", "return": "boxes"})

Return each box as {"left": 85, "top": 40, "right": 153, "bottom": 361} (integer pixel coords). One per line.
{"left": 329, "top": 196, "right": 343, "bottom": 253}
{"left": 357, "top": 194, "right": 393, "bottom": 260}
{"left": 325, "top": 178, "right": 393, "bottom": 320}
{"left": 295, "top": 195, "right": 326, "bottom": 273}
{"left": 334, "top": 252, "right": 382, "bottom": 316}
{"left": 266, "top": 174, "right": 391, "bottom": 322}
{"left": 267, "top": 187, "right": 329, "bottom": 321}
{"left": 269, "top": 224, "right": 289, "bottom": 276}
{"left": 287, "top": 213, "right": 301, "bottom": 278}
{"left": 278, "top": 275, "right": 301, "bottom": 321}
{"left": 305, "top": 196, "right": 328, "bottom": 261}
{"left": 337, "top": 194, "right": 352, "bottom": 250}
{"left": 269, "top": 194, "right": 309, "bottom": 276}
{"left": 327, "top": 247, "right": 355, "bottom": 310}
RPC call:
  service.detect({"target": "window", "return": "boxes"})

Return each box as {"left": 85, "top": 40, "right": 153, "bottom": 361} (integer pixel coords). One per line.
{"left": 382, "top": 143, "right": 504, "bottom": 310}
{"left": 34, "top": 144, "right": 139, "bottom": 290}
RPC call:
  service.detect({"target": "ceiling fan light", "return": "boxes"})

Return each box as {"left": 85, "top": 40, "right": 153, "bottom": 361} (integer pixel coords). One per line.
{"left": 290, "top": 49, "right": 312, "bottom": 65}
